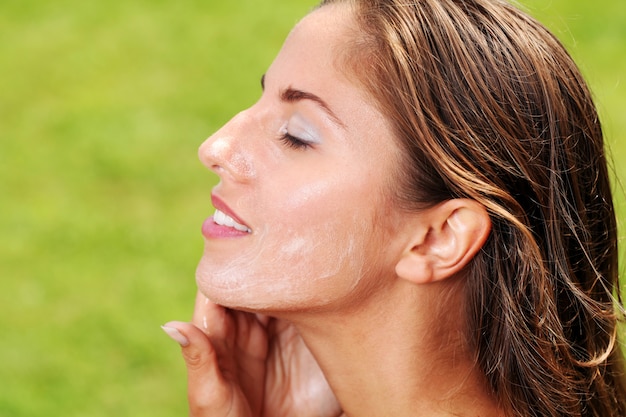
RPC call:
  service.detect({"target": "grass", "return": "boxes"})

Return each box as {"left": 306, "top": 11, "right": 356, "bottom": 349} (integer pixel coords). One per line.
{"left": 1, "top": 0, "right": 624, "bottom": 416}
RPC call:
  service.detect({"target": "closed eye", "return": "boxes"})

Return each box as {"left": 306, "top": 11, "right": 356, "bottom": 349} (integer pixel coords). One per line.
{"left": 279, "top": 132, "right": 310, "bottom": 150}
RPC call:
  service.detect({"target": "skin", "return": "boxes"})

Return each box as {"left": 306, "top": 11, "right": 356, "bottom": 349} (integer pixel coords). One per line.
{"left": 194, "top": 4, "right": 409, "bottom": 314}
{"left": 164, "top": 4, "right": 503, "bottom": 417}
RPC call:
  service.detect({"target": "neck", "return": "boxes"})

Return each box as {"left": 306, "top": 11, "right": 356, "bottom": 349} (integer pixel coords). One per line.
{"left": 286, "top": 279, "right": 502, "bottom": 417}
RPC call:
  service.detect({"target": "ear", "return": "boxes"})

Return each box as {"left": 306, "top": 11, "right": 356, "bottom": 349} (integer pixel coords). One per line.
{"left": 395, "top": 199, "right": 491, "bottom": 285}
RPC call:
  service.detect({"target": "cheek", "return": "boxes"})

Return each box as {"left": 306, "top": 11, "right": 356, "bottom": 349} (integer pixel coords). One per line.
{"left": 196, "top": 208, "right": 377, "bottom": 311}
{"left": 272, "top": 221, "right": 368, "bottom": 281}
{"left": 263, "top": 176, "right": 374, "bottom": 276}
{"left": 196, "top": 166, "right": 397, "bottom": 310}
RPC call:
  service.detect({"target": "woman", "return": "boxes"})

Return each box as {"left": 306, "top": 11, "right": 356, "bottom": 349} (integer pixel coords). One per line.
{"left": 162, "top": 0, "right": 626, "bottom": 415}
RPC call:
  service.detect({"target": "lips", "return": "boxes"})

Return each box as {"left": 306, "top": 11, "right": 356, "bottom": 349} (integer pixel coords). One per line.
{"left": 202, "top": 195, "right": 252, "bottom": 238}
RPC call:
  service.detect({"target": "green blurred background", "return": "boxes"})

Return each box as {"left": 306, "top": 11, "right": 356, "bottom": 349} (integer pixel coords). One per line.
{"left": 1, "top": 0, "right": 624, "bottom": 416}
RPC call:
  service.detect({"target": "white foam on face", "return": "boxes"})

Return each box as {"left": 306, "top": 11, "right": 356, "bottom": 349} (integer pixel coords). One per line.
{"left": 279, "top": 235, "right": 307, "bottom": 257}
{"left": 196, "top": 214, "right": 373, "bottom": 313}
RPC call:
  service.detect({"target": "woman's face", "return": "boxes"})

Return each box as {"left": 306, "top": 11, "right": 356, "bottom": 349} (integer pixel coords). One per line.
{"left": 196, "top": 4, "right": 410, "bottom": 313}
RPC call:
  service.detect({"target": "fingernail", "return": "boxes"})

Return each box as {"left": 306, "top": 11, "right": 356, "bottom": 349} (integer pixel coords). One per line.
{"left": 161, "top": 325, "right": 189, "bottom": 347}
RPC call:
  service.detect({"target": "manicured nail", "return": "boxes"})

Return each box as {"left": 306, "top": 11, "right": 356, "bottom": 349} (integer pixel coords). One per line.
{"left": 161, "top": 325, "right": 189, "bottom": 347}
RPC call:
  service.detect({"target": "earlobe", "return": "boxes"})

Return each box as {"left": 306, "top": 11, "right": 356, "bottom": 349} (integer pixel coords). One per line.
{"left": 395, "top": 199, "right": 491, "bottom": 285}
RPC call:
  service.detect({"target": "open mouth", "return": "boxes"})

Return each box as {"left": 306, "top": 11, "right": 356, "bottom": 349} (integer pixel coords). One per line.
{"left": 213, "top": 209, "right": 252, "bottom": 233}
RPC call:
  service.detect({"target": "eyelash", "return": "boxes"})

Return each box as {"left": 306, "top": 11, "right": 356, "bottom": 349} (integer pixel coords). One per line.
{"left": 279, "top": 132, "right": 311, "bottom": 150}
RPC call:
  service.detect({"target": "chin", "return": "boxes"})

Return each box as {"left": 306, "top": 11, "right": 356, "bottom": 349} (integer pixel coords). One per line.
{"left": 195, "top": 269, "right": 291, "bottom": 312}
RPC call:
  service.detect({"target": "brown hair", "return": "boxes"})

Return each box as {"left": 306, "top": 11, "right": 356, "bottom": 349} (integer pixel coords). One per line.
{"left": 320, "top": 0, "right": 626, "bottom": 415}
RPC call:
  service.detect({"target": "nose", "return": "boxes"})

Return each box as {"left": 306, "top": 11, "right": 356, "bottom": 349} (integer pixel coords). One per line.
{"left": 198, "top": 110, "right": 257, "bottom": 183}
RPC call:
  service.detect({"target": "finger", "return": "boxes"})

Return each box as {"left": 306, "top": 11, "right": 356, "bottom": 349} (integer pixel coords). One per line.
{"left": 255, "top": 313, "right": 271, "bottom": 327}
{"left": 161, "top": 321, "right": 234, "bottom": 415}
{"left": 192, "top": 291, "right": 230, "bottom": 340}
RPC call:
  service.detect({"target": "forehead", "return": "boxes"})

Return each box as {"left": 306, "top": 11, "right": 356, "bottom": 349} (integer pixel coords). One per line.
{"left": 290, "top": 3, "right": 355, "bottom": 41}
{"left": 264, "top": 4, "right": 405, "bottom": 204}
{"left": 268, "top": 4, "right": 355, "bottom": 84}
{"left": 266, "top": 3, "right": 397, "bottom": 146}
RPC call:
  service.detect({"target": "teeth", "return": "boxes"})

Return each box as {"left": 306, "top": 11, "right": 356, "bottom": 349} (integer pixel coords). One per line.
{"left": 213, "top": 209, "right": 251, "bottom": 233}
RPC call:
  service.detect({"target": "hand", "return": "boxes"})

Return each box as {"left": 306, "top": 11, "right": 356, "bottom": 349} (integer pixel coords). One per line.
{"left": 162, "top": 291, "right": 343, "bottom": 417}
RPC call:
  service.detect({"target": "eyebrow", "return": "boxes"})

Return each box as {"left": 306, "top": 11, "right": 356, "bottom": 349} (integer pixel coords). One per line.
{"left": 261, "top": 74, "right": 346, "bottom": 130}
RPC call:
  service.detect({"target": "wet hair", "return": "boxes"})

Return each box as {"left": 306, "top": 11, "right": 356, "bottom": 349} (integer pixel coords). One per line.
{"left": 320, "top": 0, "right": 626, "bottom": 415}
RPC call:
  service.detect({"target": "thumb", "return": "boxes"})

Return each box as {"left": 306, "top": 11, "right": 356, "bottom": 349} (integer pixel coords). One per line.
{"left": 162, "top": 321, "right": 234, "bottom": 416}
